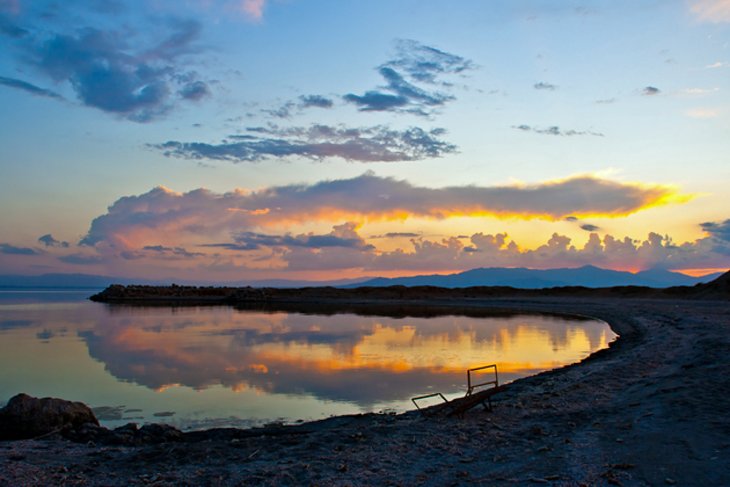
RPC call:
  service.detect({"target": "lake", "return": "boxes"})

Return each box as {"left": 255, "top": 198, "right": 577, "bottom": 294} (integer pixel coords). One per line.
{"left": 0, "top": 289, "right": 616, "bottom": 430}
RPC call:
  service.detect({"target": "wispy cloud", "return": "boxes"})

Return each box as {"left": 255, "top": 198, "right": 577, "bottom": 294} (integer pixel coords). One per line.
{"left": 513, "top": 125, "right": 604, "bottom": 137}
{"left": 237, "top": 0, "right": 267, "bottom": 21}
{"left": 343, "top": 40, "right": 474, "bottom": 116}
{"left": 642, "top": 86, "right": 661, "bottom": 96}
{"left": 0, "top": 243, "right": 40, "bottom": 255}
{"left": 534, "top": 82, "right": 557, "bottom": 90}
{"left": 154, "top": 125, "right": 457, "bottom": 163}
{"left": 263, "top": 94, "right": 334, "bottom": 119}
{"left": 686, "top": 108, "right": 720, "bottom": 119}
{"left": 690, "top": 0, "right": 730, "bottom": 23}
{"left": 0, "top": 76, "right": 63, "bottom": 99}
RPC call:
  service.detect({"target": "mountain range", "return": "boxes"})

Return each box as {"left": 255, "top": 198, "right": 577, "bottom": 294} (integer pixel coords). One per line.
{"left": 348, "top": 265, "right": 722, "bottom": 289}
{"left": 0, "top": 266, "right": 722, "bottom": 290}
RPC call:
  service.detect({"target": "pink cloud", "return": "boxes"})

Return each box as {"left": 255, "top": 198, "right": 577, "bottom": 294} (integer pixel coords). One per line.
{"left": 238, "top": 0, "right": 266, "bottom": 20}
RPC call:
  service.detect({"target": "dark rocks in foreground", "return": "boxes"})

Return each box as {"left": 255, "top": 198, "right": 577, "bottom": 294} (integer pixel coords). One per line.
{"left": 0, "top": 393, "right": 184, "bottom": 444}
{"left": 0, "top": 393, "right": 99, "bottom": 441}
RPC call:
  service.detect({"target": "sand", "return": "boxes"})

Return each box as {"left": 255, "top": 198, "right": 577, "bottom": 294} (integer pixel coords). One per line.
{"left": 1, "top": 296, "right": 729, "bottom": 486}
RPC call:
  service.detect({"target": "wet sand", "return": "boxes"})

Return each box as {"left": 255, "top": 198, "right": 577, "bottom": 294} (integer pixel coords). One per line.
{"left": 2, "top": 296, "right": 729, "bottom": 486}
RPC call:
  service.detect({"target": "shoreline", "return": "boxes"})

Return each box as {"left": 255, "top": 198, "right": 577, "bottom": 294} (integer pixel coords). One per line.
{"left": 2, "top": 295, "right": 729, "bottom": 485}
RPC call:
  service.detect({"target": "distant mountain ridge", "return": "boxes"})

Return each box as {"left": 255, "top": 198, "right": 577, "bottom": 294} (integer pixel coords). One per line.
{"left": 349, "top": 265, "right": 722, "bottom": 289}
{"left": 0, "top": 266, "right": 722, "bottom": 290}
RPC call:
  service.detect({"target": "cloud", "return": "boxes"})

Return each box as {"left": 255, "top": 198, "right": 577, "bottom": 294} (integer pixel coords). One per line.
{"left": 686, "top": 108, "right": 720, "bottom": 119}
{"left": 534, "top": 82, "right": 557, "bottom": 90}
{"left": 0, "top": 13, "right": 26, "bottom": 37}
{"left": 298, "top": 94, "right": 334, "bottom": 109}
{"left": 701, "top": 219, "right": 730, "bottom": 241}
{"left": 580, "top": 224, "right": 601, "bottom": 232}
{"left": 58, "top": 253, "right": 105, "bottom": 265}
{"left": 513, "top": 125, "right": 604, "bottom": 137}
{"left": 262, "top": 95, "right": 334, "bottom": 119}
{"left": 0, "top": 76, "right": 63, "bottom": 100}
{"left": 38, "top": 234, "right": 69, "bottom": 248}
{"left": 78, "top": 173, "right": 685, "bottom": 249}
{"left": 17, "top": 19, "right": 209, "bottom": 121}
{"left": 154, "top": 125, "right": 457, "bottom": 163}
{"left": 209, "top": 222, "right": 376, "bottom": 252}
{"left": 237, "top": 0, "right": 266, "bottom": 21}
{"left": 705, "top": 61, "right": 728, "bottom": 68}
{"left": 370, "top": 232, "right": 421, "bottom": 239}
{"left": 690, "top": 0, "right": 730, "bottom": 22}
{"left": 179, "top": 80, "right": 210, "bottom": 101}
{"left": 0, "top": 243, "right": 40, "bottom": 255}
{"left": 642, "top": 86, "right": 661, "bottom": 96}
{"left": 343, "top": 40, "right": 473, "bottom": 116}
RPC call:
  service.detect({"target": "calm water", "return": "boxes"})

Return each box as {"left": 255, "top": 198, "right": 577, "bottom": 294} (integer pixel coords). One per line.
{"left": 0, "top": 289, "right": 616, "bottom": 430}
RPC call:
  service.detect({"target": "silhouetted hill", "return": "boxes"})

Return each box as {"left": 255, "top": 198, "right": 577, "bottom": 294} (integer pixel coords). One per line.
{"left": 350, "top": 266, "right": 719, "bottom": 289}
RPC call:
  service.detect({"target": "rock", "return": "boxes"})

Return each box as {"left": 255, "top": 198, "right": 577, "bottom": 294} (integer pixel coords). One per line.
{"left": 0, "top": 393, "right": 99, "bottom": 440}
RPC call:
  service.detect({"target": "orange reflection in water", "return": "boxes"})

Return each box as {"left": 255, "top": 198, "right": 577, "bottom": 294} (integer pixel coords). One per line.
{"left": 79, "top": 309, "right": 615, "bottom": 404}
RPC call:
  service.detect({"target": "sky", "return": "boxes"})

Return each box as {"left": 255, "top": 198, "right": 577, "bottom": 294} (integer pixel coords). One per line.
{"left": 0, "top": 0, "right": 729, "bottom": 282}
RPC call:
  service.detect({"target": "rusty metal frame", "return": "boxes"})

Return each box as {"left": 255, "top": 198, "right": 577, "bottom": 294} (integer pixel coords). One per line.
{"left": 411, "top": 392, "right": 449, "bottom": 414}
{"left": 466, "top": 364, "right": 499, "bottom": 396}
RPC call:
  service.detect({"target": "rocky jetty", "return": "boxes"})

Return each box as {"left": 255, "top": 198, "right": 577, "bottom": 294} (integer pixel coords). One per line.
{"left": 90, "top": 270, "right": 730, "bottom": 305}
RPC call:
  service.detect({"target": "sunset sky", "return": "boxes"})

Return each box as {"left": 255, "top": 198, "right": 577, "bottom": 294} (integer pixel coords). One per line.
{"left": 1, "top": 0, "right": 729, "bottom": 281}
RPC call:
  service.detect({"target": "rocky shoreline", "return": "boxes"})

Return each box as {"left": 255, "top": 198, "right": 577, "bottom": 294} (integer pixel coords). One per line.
{"left": 1, "top": 290, "right": 729, "bottom": 485}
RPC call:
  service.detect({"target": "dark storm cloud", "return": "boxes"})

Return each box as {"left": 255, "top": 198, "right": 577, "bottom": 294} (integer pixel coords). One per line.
{"left": 0, "top": 243, "right": 40, "bottom": 255}
{"left": 0, "top": 76, "right": 63, "bottom": 99}
{"left": 154, "top": 125, "right": 457, "bottom": 163}
{"left": 513, "top": 124, "right": 604, "bottom": 137}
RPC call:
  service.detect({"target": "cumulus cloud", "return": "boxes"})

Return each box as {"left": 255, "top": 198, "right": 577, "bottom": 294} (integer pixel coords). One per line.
{"left": 642, "top": 86, "right": 661, "bottom": 96}
{"left": 38, "top": 234, "right": 69, "bottom": 248}
{"left": 0, "top": 243, "right": 40, "bottom": 255}
{"left": 154, "top": 125, "right": 457, "bottom": 163}
{"left": 344, "top": 39, "right": 474, "bottom": 116}
{"left": 0, "top": 76, "right": 63, "bottom": 100}
{"left": 12, "top": 18, "right": 210, "bottom": 121}
{"left": 513, "top": 125, "right": 604, "bottom": 137}
{"left": 701, "top": 219, "right": 730, "bottom": 241}
{"left": 534, "top": 82, "right": 557, "bottom": 90}
{"left": 78, "top": 173, "right": 684, "bottom": 249}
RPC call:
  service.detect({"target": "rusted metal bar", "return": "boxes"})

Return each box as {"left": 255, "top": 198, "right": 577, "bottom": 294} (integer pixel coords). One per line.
{"left": 466, "top": 363, "right": 499, "bottom": 396}
{"left": 411, "top": 392, "right": 449, "bottom": 415}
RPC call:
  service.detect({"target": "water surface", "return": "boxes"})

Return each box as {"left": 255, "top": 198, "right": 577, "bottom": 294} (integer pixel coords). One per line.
{"left": 0, "top": 289, "right": 616, "bottom": 430}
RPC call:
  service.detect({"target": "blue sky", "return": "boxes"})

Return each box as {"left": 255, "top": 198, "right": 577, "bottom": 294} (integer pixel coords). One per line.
{"left": 1, "top": 0, "right": 729, "bottom": 280}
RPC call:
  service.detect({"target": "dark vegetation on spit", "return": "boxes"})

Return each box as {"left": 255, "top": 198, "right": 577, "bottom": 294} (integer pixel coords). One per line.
{"left": 89, "top": 269, "right": 730, "bottom": 305}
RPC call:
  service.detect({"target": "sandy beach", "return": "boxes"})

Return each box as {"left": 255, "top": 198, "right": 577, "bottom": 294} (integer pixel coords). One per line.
{"left": 1, "top": 295, "right": 729, "bottom": 486}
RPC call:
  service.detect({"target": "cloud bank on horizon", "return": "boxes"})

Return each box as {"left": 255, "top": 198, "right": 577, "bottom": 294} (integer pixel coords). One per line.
{"left": 3, "top": 175, "right": 726, "bottom": 279}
